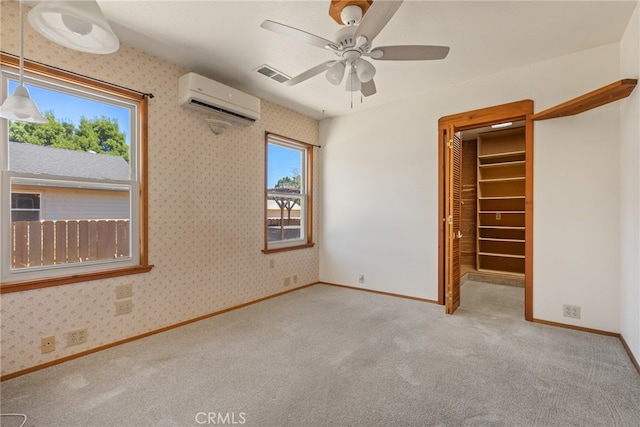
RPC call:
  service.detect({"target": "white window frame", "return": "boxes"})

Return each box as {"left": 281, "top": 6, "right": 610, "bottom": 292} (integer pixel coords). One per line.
{"left": 0, "top": 57, "right": 151, "bottom": 289}
{"left": 264, "top": 133, "right": 313, "bottom": 253}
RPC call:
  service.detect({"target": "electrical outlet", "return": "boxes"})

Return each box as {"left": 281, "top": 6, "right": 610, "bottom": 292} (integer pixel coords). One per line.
{"left": 293, "top": 275, "right": 298, "bottom": 284}
{"left": 563, "top": 304, "right": 581, "bottom": 319}
{"left": 496, "top": 212, "right": 502, "bottom": 220}
{"left": 358, "top": 274, "right": 365, "bottom": 283}
{"left": 115, "top": 283, "right": 133, "bottom": 299}
{"left": 284, "top": 277, "right": 291, "bottom": 287}
{"left": 67, "top": 328, "right": 88, "bottom": 346}
{"left": 41, "top": 336, "right": 55, "bottom": 353}
{"left": 115, "top": 299, "right": 133, "bottom": 315}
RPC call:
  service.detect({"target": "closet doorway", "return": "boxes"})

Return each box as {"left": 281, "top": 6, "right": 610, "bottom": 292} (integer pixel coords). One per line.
{"left": 437, "top": 100, "right": 534, "bottom": 320}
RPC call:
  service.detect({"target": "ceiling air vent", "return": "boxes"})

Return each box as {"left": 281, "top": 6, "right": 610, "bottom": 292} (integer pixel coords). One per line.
{"left": 255, "top": 64, "right": 290, "bottom": 83}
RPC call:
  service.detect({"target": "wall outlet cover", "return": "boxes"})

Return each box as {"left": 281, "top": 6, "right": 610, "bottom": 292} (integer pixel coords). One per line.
{"left": 41, "top": 336, "right": 55, "bottom": 353}
{"left": 67, "top": 329, "right": 88, "bottom": 346}
{"left": 115, "top": 283, "right": 134, "bottom": 299}
{"left": 563, "top": 304, "right": 581, "bottom": 319}
{"left": 115, "top": 299, "right": 133, "bottom": 316}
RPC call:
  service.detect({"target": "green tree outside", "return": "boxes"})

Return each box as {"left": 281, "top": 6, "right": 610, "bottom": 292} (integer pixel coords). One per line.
{"left": 9, "top": 111, "right": 129, "bottom": 162}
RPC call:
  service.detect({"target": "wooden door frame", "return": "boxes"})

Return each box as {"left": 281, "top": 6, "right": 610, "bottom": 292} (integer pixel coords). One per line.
{"left": 438, "top": 100, "right": 534, "bottom": 321}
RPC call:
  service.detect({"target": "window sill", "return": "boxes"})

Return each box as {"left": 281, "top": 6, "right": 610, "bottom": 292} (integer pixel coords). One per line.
{"left": 0, "top": 264, "right": 154, "bottom": 294}
{"left": 262, "top": 243, "right": 315, "bottom": 254}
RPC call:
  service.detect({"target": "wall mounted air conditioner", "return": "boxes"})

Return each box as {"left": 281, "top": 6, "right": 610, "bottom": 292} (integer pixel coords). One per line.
{"left": 178, "top": 72, "right": 261, "bottom": 126}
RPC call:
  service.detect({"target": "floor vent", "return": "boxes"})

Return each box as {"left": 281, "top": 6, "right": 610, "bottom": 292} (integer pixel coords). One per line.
{"left": 255, "top": 64, "right": 290, "bottom": 83}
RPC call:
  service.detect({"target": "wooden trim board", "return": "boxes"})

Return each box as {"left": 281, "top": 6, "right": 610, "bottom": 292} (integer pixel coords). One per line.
{"left": 321, "top": 281, "right": 439, "bottom": 304}
{"left": 533, "top": 79, "right": 637, "bottom": 121}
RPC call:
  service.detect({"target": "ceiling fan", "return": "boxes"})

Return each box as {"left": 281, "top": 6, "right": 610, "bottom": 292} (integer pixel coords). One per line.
{"left": 260, "top": 0, "right": 450, "bottom": 97}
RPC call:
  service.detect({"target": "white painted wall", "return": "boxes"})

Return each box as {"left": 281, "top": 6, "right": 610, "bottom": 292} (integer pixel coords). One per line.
{"left": 619, "top": 2, "right": 640, "bottom": 362}
{"left": 532, "top": 45, "right": 621, "bottom": 332}
{"left": 320, "top": 42, "right": 624, "bottom": 332}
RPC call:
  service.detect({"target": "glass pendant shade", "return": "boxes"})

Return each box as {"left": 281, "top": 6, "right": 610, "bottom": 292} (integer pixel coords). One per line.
{"left": 0, "top": 85, "right": 47, "bottom": 123}
{"left": 28, "top": 1, "right": 119, "bottom": 54}
{"left": 345, "top": 68, "right": 361, "bottom": 92}
{"left": 355, "top": 59, "right": 376, "bottom": 83}
{"left": 326, "top": 61, "right": 346, "bottom": 85}
{"left": 1, "top": 0, "right": 47, "bottom": 124}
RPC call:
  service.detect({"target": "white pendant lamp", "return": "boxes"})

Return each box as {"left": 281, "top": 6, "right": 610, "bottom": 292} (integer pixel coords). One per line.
{"left": 355, "top": 59, "right": 376, "bottom": 83}
{"left": 345, "top": 66, "right": 361, "bottom": 92}
{"left": 28, "top": 0, "right": 119, "bottom": 54}
{"left": 326, "top": 61, "right": 346, "bottom": 85}
{"left": 0, "top": 0, "right": 47, "bottom": 124}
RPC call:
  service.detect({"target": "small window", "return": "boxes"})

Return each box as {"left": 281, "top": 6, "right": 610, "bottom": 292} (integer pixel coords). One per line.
{"left": 11, "top": 192, "right": 41, "bottom": 221}
{"left": 264, "top": 133, "right": 313, "bottom": 252}
{"left": 1, "top": 57, "right": 151, "bottom": 289}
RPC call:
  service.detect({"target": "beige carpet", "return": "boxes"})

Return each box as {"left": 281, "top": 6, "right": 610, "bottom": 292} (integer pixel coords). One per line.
{"left": 1, "top": 282, "right": 639, "bottom": 426}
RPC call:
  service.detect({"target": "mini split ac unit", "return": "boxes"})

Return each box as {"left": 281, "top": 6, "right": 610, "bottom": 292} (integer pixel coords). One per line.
{"left": 178, "top": 72, "right": 261, "bottom": 132}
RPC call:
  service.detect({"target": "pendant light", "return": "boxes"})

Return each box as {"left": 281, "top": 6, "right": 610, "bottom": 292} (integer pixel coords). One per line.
{"left": 345, "top": 66, "right": 361, "bottom": 92}
{"left": 28, "top": 0, "right": 119, "bottom": 54}
{"left": 354, "top": 59, "right": 376, "bottom": 83}
{"left": 326, "top": 61, "right": 346, "bottom": 85}
{"left": 0, "top": 0, "right": 47, "bottom": 124}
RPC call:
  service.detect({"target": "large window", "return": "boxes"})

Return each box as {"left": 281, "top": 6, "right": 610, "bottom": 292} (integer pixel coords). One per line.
{"left": 1, "top": 56, "right": 151, "bottom": 290}
{"left": 264, "top": 133, "right": 313, "bottom": 252}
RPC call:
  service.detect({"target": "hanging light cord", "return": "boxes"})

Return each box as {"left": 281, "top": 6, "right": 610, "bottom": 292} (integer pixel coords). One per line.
{"left": 18, "top": 0, "right": 24, "bottom": 87}
{"left": 0, "top": 49, "right": 155, "bottom": 100}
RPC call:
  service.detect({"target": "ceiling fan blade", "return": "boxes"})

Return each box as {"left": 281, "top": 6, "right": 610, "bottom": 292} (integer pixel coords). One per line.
{"left": 261, "top": 20, "right": 338, "bottom": 50}
{"left": 353, "top": 0, "right": 403, "bottom": 44}
{"left": 361, "top": 79, "right": 377, "bottom": 97}
{"left": 285, "top": 61, "right": 338, "bottom": 86}
{"left": 370, "top": 45, "right": 450, "bottom": 60}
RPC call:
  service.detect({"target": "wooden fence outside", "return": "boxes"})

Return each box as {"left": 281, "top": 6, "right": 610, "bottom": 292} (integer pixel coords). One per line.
{"left": 11, "top": 219, "right": 129, "bottom": 269}
{"left": 266, "top": 218, "right": 301, "bottom": 226}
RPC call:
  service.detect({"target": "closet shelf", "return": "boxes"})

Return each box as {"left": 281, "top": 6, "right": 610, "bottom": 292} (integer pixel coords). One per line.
{"left": 533, "top": 79, "right": 637, "bottom": 121}
{"left": 478, "top": 150, "right": 525, "bottom": 160}
{"left": 479, "top": 237, "right": 525, "bottom": 243}
{"left": 480, "top": 196, "right": 525, "bottom": 200}
{"left": 479, "top": 160, "right": 525, "bottom": 168}
{"left": 479, "top": 252, "right": 525, "bottom": 259}
{"left": 476, "top": 127, "right": 526, "bottom": 276}
{"left": 479, "top": 177, "right": 525, "bottom": 183}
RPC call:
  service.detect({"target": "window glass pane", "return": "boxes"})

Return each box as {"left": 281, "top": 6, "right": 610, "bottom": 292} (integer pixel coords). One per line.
{"left": 267, "top": 144, "right": 302, "bottom": 193}
{"left": 12, "top": 193, "right": 40, "bottom": 209}
{"left": 267, "top": 141, "right": 305, "bottom": 246}
{"left": 266, "top": 195, "right": 302, "bottom": 243}
{"left": 8, "top": 80, "right": 131, "bottom": 180}
{"left": 11, "top": 193, "right": 41, "bottom": 222}
{"left": 9, "top": 181, "right": 131, "bottom": 270}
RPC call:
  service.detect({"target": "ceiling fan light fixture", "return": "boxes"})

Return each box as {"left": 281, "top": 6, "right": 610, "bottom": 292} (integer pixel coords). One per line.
{"left": 355, "top": 59, "right": 376, "bottom": 83}
{"left": 345, "top": 67, "right": 361, "bottom": 92}
{"left": 28, "top": 0, "right": 119, "bottom": 54}
{"left": 326, "top": 61, "right": 346, "bottom": 85}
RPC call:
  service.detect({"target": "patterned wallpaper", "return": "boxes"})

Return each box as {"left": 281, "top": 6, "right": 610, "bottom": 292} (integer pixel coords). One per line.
{"left": 0, "top": 1, "right": 319, "bottom": 377}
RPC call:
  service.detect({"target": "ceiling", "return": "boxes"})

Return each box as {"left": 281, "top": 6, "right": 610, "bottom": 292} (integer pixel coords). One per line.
{"left": 71, "top": 1, "right": 637, "bottom": 120}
